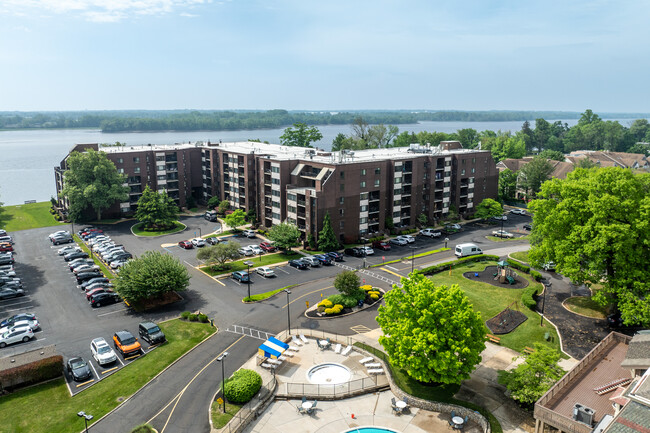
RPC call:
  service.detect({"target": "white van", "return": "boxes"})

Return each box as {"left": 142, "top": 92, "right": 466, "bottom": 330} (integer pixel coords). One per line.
{"left": 455, "top": 243, "right": 483, "bottom": 258}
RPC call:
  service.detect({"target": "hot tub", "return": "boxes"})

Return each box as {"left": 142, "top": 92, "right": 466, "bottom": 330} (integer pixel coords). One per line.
{"left": 306, "top": 363, "right": 351, "bottom": 385}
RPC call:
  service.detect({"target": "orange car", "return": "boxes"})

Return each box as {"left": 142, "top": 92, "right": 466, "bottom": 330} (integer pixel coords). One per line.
{"left": 112, "top": 330, "right": 142, "bottom": 357}
{"left": 0, "top": 242, "right": 13, "bottom": 252}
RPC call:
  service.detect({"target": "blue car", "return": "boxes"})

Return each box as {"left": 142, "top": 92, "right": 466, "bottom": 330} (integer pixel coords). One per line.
{"left": 231, "top": 271, "right": 250, "bottom": 282}
{"left": 326, "top": 252, "right": 344, "bottom": 262}
{"left": 314, "top": 254, "right": 333, "bottom": 265}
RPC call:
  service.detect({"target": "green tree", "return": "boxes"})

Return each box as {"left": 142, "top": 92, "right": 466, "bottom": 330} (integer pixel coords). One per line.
{"left": 196, "top": 241, "right": 241, "bottom": 270}
{"left": 628, "top": 141, "right": 650, "bottom": 156}
{"left": 482, "top": 132, "right": 526, "bottom": 162}
{"left": 474, "top": 198, "right": 503, "bottom": 220}
{"left": 207, "top": 196, "right": 221, "bottom": 209}
{"left": 385, "top": 215, "right": 394, "bottom": 230}
{"left": 417, "top": 213, "right": 428, "bottom": 226}
{"left": 217, "top": 199, "right": 230, "bottom": 215}
{"left": 498, "top": 343, "right": 564, "bottom": 405}
{"left": 519, "top": 156, "right": 554, "bottom": 197}
{"left": 498, "top": 169, "right": 518, "bottom": 201}
{"left": 224, "top": 209, "right": 246, "bottom": 231}
{"left": 333, "top": 270, "right": 363, "bottom": 300}
{"left": 279, "top": 122, "right": 323, "bottom": 148}
{"left": 115, "top": 251, "right": 190, "bottom": 303}
{"left": 135, "top": 185, "right": 179, "bottom": 230}
{"left": 529, "top": 167, "right": 650, "bottom": 326}
{"left": 61, "top": 149, "right": 128, "bottom": 221}
{"left": 574, "top": 158, "right": 597, "bottom": 169}
{"left": 534, "top": 118, "right": 551, "bottom": 152}
{"left": 457, "top": 128, "right": 480, "bottom": 149}
{"left": 246, "top": 209, "right": 257, "bottom": 226}
{"left": 267, "top": 221, "right": 301, "bottom": 251}
{"left": 317, "top": 212, "right": 339, "bottom": 252}
{"left": 539, "top": 150, "right": 565, "bottom": 161}
{"left": 367, "top": 124, "right": 399, "bottom": 148}
{"left": 521, "top": 120, "right": 534, "bottom": 154}
{"left": 377, "top": 275, "right": 485, "bottom": 384}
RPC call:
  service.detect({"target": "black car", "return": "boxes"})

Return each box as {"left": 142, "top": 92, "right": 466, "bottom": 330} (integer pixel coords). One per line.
{"left": 344, "top": 247, "right": 365, "bottom": 257}
{"left": 1, "top": 313, "right": 36, "bottom": 328}
{"left": 0, "top": 287, "right": 25, "bottom": 299}
{"left": 79, "top": 277, "right": 110, "bottom": 290}
{"left": 64, "top": 251, "right": 89, "bottom": 262}
{"left": 288, "top": 259, "right": 309, "bottom": 270}
{"left": 523, "top": 223, "right": 532, "bottom": 231}
{"left": 66, "top": 357, "right": 92, "bottom": 382}
{"left": 76, "top": 271, "right": 103, "bottom": 284}
{"left": 0, "top": 254, "right": 14, "bottom": 265}
{"left": 89, "top": 292, "right": 121, "bottom": 308}
{"left": 139, "top": 321, "right": 166, "bottom": 345}
{"left": 326, "top": 251, "right": 344, "bottom": 262}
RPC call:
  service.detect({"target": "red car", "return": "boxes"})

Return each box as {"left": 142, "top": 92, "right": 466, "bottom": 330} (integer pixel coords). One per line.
{"left": 259, "top": 242, "right": 277, "bottom": 252}
{"left": 372, "top": 240, "right": 391, "bottom": 251}
{"left": 0, "top": 243, "right": 13, "bottom": 252}
{"left": 178, "top": 240, "right": 193, "bottom": 249}
{"left": 86, "top": 288, "right": 114, "bottom": 300}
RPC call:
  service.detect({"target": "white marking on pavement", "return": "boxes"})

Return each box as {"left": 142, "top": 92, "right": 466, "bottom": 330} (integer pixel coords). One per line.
{"left": 96, "top": 307, "right": 128, "bottom": 317}
{"left": 385, "top": 265, "right": 399, "bottom": 271}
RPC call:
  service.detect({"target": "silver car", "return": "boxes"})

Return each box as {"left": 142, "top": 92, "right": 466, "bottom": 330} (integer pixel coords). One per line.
{"left": 90, "top": 337, "right": 117, "bottom": 365}
{"left": 0, "top": 325, "right": 34, "bottom": 348}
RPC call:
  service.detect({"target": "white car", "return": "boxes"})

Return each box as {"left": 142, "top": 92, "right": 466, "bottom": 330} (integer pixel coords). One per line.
{"left": 48, "top": 230, "right": 69, "bottom": 240}
{"left": 510, "top": 209, "right": 526, "bottom": 215}
{"left": 360, "top": 246, "right": 374, "bottom": 255}
{"left": 90, "top": 337, "right": 117, "bottom": 365}
{"left": 111, "top": 259, "right": 129, "bottom": 269}
{"left": 396, "top": 235, "right": 415, "bottom": 244}
{"left": 256, "top": 267, "right": 275, "bottom": 278}
{"left": 492, "top": 215, "right": 508, "bottom": 221}
{"left": 0, "top": 325, "right": 34, "bottom": 348}
{"left": 419, "top": 228, "right": 442, "bottom": 238}
{"left": 191, "top": 238, "right": 206, "bottom": 247}
{"left": 491, "top": 230, "right": 514, "bottom": 238}
{"left": 242, "top": 230, "right": 256, "bottom": 238}
{"left": 390, "top": 237, "right": 408, "bottom": 246}
{"left": 58, "top": 245, "right": 81, "bottom": 256}
{"left": 238, "top": 246, "right": 255, "bottom": 256}
{"left": 249, "top": 246, "right": 264, "bottom": 255}
{"left": 0, "top": 318, "right": 39, "bottom": 333}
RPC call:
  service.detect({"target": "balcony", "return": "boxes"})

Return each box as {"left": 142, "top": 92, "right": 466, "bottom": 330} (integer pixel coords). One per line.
{"left": 297, "top": 199, "right": 306, "bottom": 207}
{"left": 403, "top": 175, "right": 412, "bottom": 185}
{"left": 297, "top": 211, "right": 306, "bottom": 218}
{"left": 369, "top": 192, "right": 380, "bottom": 202}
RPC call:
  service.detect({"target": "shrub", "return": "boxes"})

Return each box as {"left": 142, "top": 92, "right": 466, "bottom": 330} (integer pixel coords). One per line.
{"left": 328, "top": 294, "right": 358, "bottom": 308}
{"left": 522, "top": 285, "right": 542, "bottom": 309}
{"left": 0, "top": 355, "right": 63, "bottom": 391}
{"left": 224, "top": 369, "right": 263, "bottom": 404}
{"left": 131, "top": 425, "right": 156, "bottom": 433}
{"left": 198, "top": 313, "right": 209, "bottom": 323}
{"left": 368, "top": 235, "right": 385, "bottom": 242}
{"left": 324, "top": 307, "right": 334, "bottom": 314}
{"left": 318, "top": 299, "right": 333, "bottom": 308}
{"left": 325, "top": 304, "right": 344, "bottom": 315}
{"left": 180, "top": 311, "right": 191, "bottom": 320}
{"left": 530, "top": 270, "right": 542, "bottom": 281}
{"left": 370, "top": 293, "right": 379, "bottom": 301}
{"left": 509, "top": 260, "right": 530, "bottom": 273}
{"left": 360, "top": 285, "right": 373, "bottom": 292}
{"left": 188, "top": 313, "right": 198, "bottom": 322}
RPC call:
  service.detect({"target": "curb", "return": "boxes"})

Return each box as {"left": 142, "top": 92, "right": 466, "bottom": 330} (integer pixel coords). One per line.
{"left": 561, "top": 296, "right": 606, "bottom": 320}
{"left": 130, "top": 221, "right": 187, "bottom": 238}
{"left": 303, "top": 288, "right": 385, "bottom": 320}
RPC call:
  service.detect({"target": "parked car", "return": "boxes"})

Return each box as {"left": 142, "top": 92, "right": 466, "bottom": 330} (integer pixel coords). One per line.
{"left": 64, "top": 251, "right": 89, "bottom": 262}
{"left": 492, "top": 215, "right": 508, "bottom": 221}
{"left": 360, "top": 246, "right": 374, "bottom": 255}
{"left": 419, "top": 228, "right": 442, "bottom": 238}
{"left": 49, "top": 230, "right": 70, "bottom": 240}
{"left": 314, "top": 254, "right": 333, "bottom": 265}
{"left": 302, "top": 256, "right": 321, "bottom": 267}
{"left": 0, "top": 325, "right": 34, "bottom": 348}
{"left": 389, "top": 237, "right": 406, "bottom": 246}
{"left": 1, "top": 313, "right": 37, "bottom": 329}
{"left": 344, "top": 247, "right": 365, "bottom": 257}
{"left": 0, "top": 264, "right": 15, "bottom": 273}
{"left": 0, "top": 288, "right": 25, "bottom": 300}
{"left": 86, "top": 288, "right": 114, "bottom": 300}
{"left": 256, "top": 267, "right": 276, "bottom": 278}
{"left": 139, "top": 321, "right": 166, "bottom": 345}
{"left": 0, "top": 235, "right": 13, "bottom": 244}
{"left": 510, "top": 208, "right": 526, "bottom": 215}
{"left": 110, "top": 259, "right": 129, "bottom": 269}
{"left": 84, "top": 283, "right": 113, "bottom": 293}
{"left": 231, "top": 271, "right": 250, "bottom": 282}
{"left": 397, "top": 235, "right": 415, "bottom": 244}
{"left": 69, "top": 259, "right": 95, "bottom": 272}
{"left": 523, "top": 223, "right": 532, "bottom": 231}
{"left": 259, "top": 242, "right": 277, "bottom": 252}
{"left": 204, "top": 211, "right": 218, "bottom": 222}
{"left": 79, "top": 277, "right": 110, "bottom": 289}
{"left": 76, "top": 271, "right": 103, "bottom": 284}
{"left": 326, "top": 251, "right": 344, "bottom": 261}
{"left": 491, "top": 230, "right": 514, "bottom": 238}
{"left": 178, "top": 240, "right": 193, "bottom": 249}
{"left": 58, "top": 245, "right": 81, "bottom": 256}
{"left": 238, "top": 246, "right": 255, "bottom": 256}
{"left": 443, "top": 224, "right": 462, "bottom": 234}
{"left": 543, "top": 262, "right": 556, "bottom": 272}
{"left": 104, "top": 251, "right": 131, "bottom": 262}
{"left": 51, "top": 234, "right": 74, "bottom": 245}
{"left": 0, "top": 269, "right": 16, "bottom": 278}
{"left": 206, "top": 237, "right": 220, "bottom": 245}
{"left": 0, "top": 254, "right": 14, "bottom": 265}
{"left": 113, "top": 330, "right": 142, "bottom": 357}
{"left": 191, "top": 238, "right": 206, "bottom": 247}
{"left": 73, "top": 264, "right": 101, "bottom": 274}
{"left": 66, "top": 357, "right": 92, "bottom": 381}
{"left": 288, "top": 259, "right": 309, "bottom": 269}
{"left": 372, "top": 240, "right": 391, "bottom": 250}
{"left": 0, "top": 243, "right": 13, "bottom": 252}
{"left": 242, "top": 229, "right": 256, "bottom": 238}
{"left": 249, "top": 245, "right": 264, "bottom": 255}
{"left": 0, "top": 318, "right": 39, "bottom": 333}
{"left": 89, "top": 292, "right": 121, "bottom": 308}
{"left": 90, "top": 337, "right": 117, "bottom": 365}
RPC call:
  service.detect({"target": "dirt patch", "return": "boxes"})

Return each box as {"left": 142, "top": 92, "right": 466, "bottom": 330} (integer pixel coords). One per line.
{"left": 486, "top": 308, "right": 528, "bottom": 334}
{"left": 463, "top": 265, "right": 529, "bottom": 289}
{"left": 129, "top": 291, "right": 183, "bottom": 312}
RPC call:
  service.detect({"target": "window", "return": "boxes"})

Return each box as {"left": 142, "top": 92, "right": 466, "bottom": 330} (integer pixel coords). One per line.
{"left": 116, "top": 158, "right": 123, "bottom": 164}
{"left": 157, "top": 165, "right": 165, "bottom": 171}
{"left": 472, "top": 157, "right": 476, "bottom": 164}
{"left": 272, "top": 178, "right": 280, "bottom": 185}
{"left": 374, "top": 179, "right": 380, "bottom": 187}
{"left": 118, "top": 168, "right": 124, "bottom": 173}
{"left": 360, "top": 192, "right": 368, "bottom": 200}
{"left": 134, "top": 167, "right": 141, "bottom": 174}
{"left": 361, "top": 169, "right": 366, "bottom": 176}
{"left": 424, "top": 173, "right": 429, "bottom": 179}
{"left": 133, "top": 157, "right": 140, "bottom": 163}
{"left": 288, "top": 205, "right": 297, "bottom": 213}
{"left": 272, "top": 190, "right": 281, "bottom": 197}
{"left": 393, "top": 211, "right": 400, "bottom": 218}
{"left": 157, "top": 175, "right": 166, "bottom": 180}
{"left": 360, "top": 205, "right": 368, "bottom": 212}
{"left": 340, "top": 171, "right": 344, "bottom": 179}
{"left": 462, "top": 159, "right": 466, "bottom": 165}
{"left": 271, "top": 166, "right": 280, "bottom": 173}
{"left": 461, "top": 169, "right": 466, "bottom": 175}
{"left": 340, "top": 221, "right": 345, "bottom": 229}
{"left": 156, "top": 156, "right": 165, "bottom": 161}
{"left": 339, "top": 209, "right": 344, "bottom": 216}
{"left": 360, "top": 217, "right": 368, "bottom": 224}
{"left": 445, "top": 160, "right": 451, "bottom": 166}
{"left": 272, "top": 212, "right": 281, "bottom": 219}
{"left": 360, "top": 181, "right": 366, "bottom": 188}
{"left": 287, "top": 193, "right": 296, "bottom": 201}
{"left": 375, "top": 167, "right": 381, "bottom": 174}
{"left": 339, "top": 197, "right": 344, "bottom": 205}
{"left": 471, "top": 167, "right": 475, "bottom": 173}
{"left": 393, "top": 199, "right": 401, "bottom": 206}
{"left": 444, "top": 181, "right": 451, "bottom": 188}
{"left": 340, "top": 184, "right": 345, "bottom": 192}
{"left": 272, "top": 201, "right": 281, "bottom": 208}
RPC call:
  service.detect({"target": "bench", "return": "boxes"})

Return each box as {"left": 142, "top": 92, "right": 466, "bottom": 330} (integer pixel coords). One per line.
{"left": 486, "top": 334, "right": 501, "bottom": 344}
{"left": 523, "top": 346, "right": 535, "bottom": 355}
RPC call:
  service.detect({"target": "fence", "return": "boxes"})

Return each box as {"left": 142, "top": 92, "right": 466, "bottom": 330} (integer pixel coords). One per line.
{"left": 283, "top": 376, "right": 383, "bottom": 399}
{"left": 215, "top": 375, "right": 277, "bottom": 433}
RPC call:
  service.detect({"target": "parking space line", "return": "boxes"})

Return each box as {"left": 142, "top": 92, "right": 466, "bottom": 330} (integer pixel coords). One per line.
{"left": 89, "top": 360, "right": 99, "bottom": 379}
{"left": 102, "top": 366, "right": 119, "bottom": 375}
{"left": 276, "top": 266, "right": 290, "bottom": 274}
{"left": 385, "top": 265, "right": 399, "bottom": 271}
{"left": 65, "top": 375, "right": 73, "bottom": 396}
{"left": 96, "top": 307, "right": 128, "bottom": 317}
{"left": 0, "top": 305, "right": 35, "bottom": 313}
{"left": 76, "top": 378, "right": 95, "bottom": 387}
{"left": 0, "top": 299, "right": 33, "bottom": 307}
{"left": 212, "top": 278, "right": 225, "bottom": 286}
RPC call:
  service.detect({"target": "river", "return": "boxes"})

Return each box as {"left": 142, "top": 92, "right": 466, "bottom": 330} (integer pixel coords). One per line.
{"left": 0, "top": 118, "right": 642, "bottom": 206}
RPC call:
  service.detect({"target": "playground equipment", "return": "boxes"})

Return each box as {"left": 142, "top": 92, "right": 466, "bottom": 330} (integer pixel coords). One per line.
{"left": 493, "top": 260, "right": 518, "bottom": 285}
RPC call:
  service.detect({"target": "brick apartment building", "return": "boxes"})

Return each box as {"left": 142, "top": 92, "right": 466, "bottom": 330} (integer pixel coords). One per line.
{"left": 55, "top": 141, "right": 498, "bottom": 243}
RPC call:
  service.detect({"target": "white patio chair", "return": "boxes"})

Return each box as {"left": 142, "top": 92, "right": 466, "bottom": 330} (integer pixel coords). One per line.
{"left": 341, "top": 346, "right": 353, "bottom": 356}
{"left": 300, "top": 334, "right": 309, "bottom": 344}
{"left": 291, "top": 336, "right": 303, "bottom": 347}
{"left": 334, "top": 344, "right": 342, "bottom": 354}
{"left": 359, "top": 356, "right": 373, "bottom": 364}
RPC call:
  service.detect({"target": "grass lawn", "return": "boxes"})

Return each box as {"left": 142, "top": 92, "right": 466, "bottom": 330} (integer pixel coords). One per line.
{"left": 0, "top": 320, "right": 215, "bottom": 433}
{"left": 73, "top": 234, "right": 115, "bottom": 279}
{"left": 509, "top": 250, "right": 530, "bottom": 263}
{"left": 200, "top": 252, "right": 297, "bottom": 276}
{"left": 564, "top": 296, "right": 608, "bottom": 319}
{"left": 486, "top": 235, "right": 529, "bottom": 242}
{"left": 370, "top": 248, "right": 449, "bottom": 268}
{"left": 211, "top": 401, "right": 243, "bottom": 428}
{"left": 428, "top": 261, "right": 561, "bottom": 354}
{"left": 132, "top": 221, "right": 185, "bottom": 236}
{"left": 243, "top": 284, "right": 297, "bottom": 302}
{"left": 0, "top": 201, "right": 62, "bottom": 232}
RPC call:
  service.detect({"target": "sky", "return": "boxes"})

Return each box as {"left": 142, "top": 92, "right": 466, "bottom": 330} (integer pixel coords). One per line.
{"left": 1, "top": 0, "right": 649, "bottom": 112}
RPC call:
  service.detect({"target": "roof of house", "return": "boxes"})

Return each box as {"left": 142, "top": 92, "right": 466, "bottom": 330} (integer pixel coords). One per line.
{"left": 567, "top": 151, "right": 648, "bottom": 169}
{"left": 496, "top": 158, "right": 574, "bottom": 179}
{"left": 621, "top": 331, "right": 650, "bottom": 369}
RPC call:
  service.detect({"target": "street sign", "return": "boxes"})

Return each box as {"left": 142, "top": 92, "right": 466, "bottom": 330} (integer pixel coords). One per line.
{"left": 306, "top": 301, "right": 309, "bottom": 308}
{"left": 216, "top": 398, "right": 223, "bottom": 405}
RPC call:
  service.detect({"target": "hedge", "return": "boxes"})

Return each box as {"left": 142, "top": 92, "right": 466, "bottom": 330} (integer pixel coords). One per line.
{"left": 0, "top": 355, "right": 63, "bottom": 391}
{"left": 522, "top": 285, "right": 542, "bottom": 309}
{"left": 224, "top": 369, "right": 263, "bottom": 404}
{"left": 419, "top": 255, "right": 500, "bottom": 275}
{"left": 508, "top": 260, "right": 530, "bottom": 273}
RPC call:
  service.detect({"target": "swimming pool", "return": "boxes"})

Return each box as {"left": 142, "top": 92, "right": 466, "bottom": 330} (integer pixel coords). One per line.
{"left": 342, "top": 428, "right": 398, "bottom": 433}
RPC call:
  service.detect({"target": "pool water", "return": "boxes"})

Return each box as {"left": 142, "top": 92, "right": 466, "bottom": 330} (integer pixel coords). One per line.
{"left": 343, "top": 428, "right": 398, "bottom": 433}
{"left": 306, "top": 363, "right": 351, "bottom": 385}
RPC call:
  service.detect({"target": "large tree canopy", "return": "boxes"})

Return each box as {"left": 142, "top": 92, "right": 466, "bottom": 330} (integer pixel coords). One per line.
{"left": 279, "top": 123, "right": 323, "bottom": 148}
{"left": 115, "top": 251, "right": 190, "bottom": 303}
{"left": 267, "top": 221, "right": 301, "bottom": 250}
{"left": 135, "top": 185, "right": 179, "bottom": 230}
{"left": 197, "top": 241, "right": 241, "bottom": 270}
{"left": 61, "top": 149, "right": 128, "bottom": 221}
{"left": 529, "top": 167, "right": 650, "bottom": 326}
{"left": 317, "top": 212, "right": 339, "bottom": 252}
{"left": 474, "top": 198, "right": 503, "bottom": 220}
{"left": 519, "top": 156, "right": 554, "bottom": 197}
{"left": 377, "top": 275, "right": 485, "bottom": 384}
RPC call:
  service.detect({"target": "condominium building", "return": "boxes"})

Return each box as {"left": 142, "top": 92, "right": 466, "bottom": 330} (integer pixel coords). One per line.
{"left": 55, "top": 140, "right": 498, "bottom": 242}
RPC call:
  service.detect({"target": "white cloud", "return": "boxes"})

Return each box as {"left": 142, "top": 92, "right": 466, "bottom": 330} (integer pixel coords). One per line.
{"left": 1, "top": 0, "right": 212, "bottom": 22}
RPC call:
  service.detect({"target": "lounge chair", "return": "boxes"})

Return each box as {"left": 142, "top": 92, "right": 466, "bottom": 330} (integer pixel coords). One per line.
{"left": 289, "top": 344, "right": 300, "bottom": 351}
{"left": 334, "top": 343, "right": 342, "bottom": 354}
{"left": 402, "top": 397, "right": 409, "bottom": 409}
{"left": 261, "top": 363, "right": 273, "bottom": 369}
{"left": 359, "top": 356, "right": 373, "bottom": 364}
{"left": 299, "top": 334, "right": 309, "bottom": 344}
{"left": 341, "top": 345, "right": 353, "bottom": 356}
{"left": 278, "top": 355, "right": 287, "bottom": 361}
{"left": 367, "top": 368, "right": 384, "bottom": 375}
{"left": 283, "top": 351, "right": 294, "bottom": 357}
{"left": 292, "top": 335, "right": 303, "bottom": 346}
{"left": 448, "top": 420, "right": 455, "bottom": 429}
{"left": 365, "top": 362, "right": 381, "bottom": 368}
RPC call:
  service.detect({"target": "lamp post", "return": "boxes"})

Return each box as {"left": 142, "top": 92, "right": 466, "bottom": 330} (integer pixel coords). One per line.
{"left": 217, "top": 352, "right": 229, "bottom": 413}
{"left": 77, "top": 411, "right": 93, "bottom": 433}
{"left": 409, "top": 246, "right": 418, "bottom": 275}
{"left": 244, "top": 260, "right": 254, "bottom": 300}
{"left": 198, "top": 227, "right": 202, "bottom": 238}
{"left": 284, "top": 289, "right": 291, "bottom": 335}
{"left": 444, "top": 237, "right": 449, "bottom": 249}
{"left": 361, "top": 237, "right": 367, "bottom": 268}
{"left": 540, "top": 281, "right": 550, "bottom": 326}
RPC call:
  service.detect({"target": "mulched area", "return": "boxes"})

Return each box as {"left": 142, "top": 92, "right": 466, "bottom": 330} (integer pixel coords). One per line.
{"left": 485, "top": 308, "right": 528, "bottom": 334}
{"left": 463, "top": 265, "right": 529, "bottom": 289}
